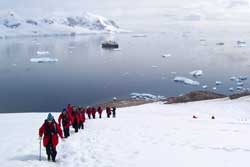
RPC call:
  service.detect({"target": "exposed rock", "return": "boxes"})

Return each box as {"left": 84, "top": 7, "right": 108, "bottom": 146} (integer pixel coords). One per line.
{"left": 229, "top": 91, "right": 250, "bottom": 100}
{"left": 165, "top": 91, "right": 226, "bottom": 104}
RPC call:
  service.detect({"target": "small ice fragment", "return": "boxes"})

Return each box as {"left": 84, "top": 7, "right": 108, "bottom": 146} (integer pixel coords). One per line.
{"left": 215, "top": 81, "right": 222, "bottom": 85}
{"left": 213, "top": 87, "right": 217, "bottom": 90}
{"left": 162, "top": 54, "right": 172, "bottom": 58}
{"left": 237, "top": 82, "right": 244, "bottom": 86}
{"left": 236, "top": 86, "right": 243, "bottom": 90}
{"left": 152, "top": 65, "right": 159, "bottom": 68}
{"left": 202, "top": 85, "right": 208, "bottom": 89}
{"left": 237, "top": 41, "right": 247, "bottom": 47}
{"left": 238, "top": 76, "right": 247, "bottom": 81}
{"left": 230, "top": 76, "right": 237, "bottom": 81}
{"left": 171, "top": 72, "right": 177, "bottom": 75}
{"left": 190, "top": 70, "right": 203, "bottom": 77}
{"left": 174, "top": 76, "right": 200, "bottom": 86}
{"left": 37, "top": 51, "right": 50, "bottom": 55}
{"left": 30, "top": 57, "right": 58, "bottom": 63}
{"left": 229, "top": 87, "right": 234, "bottom": 92}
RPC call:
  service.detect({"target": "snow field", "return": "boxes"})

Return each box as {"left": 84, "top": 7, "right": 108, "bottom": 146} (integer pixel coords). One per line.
{"left": 1, "top": 96, "right": 250, "bottom": 166}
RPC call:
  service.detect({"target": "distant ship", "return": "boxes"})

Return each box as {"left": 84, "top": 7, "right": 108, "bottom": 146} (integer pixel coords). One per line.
{"left": 101, "top": 40, "right": 119, "bottom": 49}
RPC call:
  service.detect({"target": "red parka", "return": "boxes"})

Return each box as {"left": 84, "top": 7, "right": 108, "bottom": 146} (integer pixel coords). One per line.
{"left": 97, "top": 106, "right": 103, "bottom": 114}
{"left": 58, "top": 112, "right": 72, "bottom": 128}
{"left": 72, "top": 110, "right": 80, "bottom": 124}
{"left": 39, "top": 120, "right": 63, "bottom": 148}
{"left": 86, "top": 107, "right": 92, "bottom": 116}
{"left": 91, "top": 107, "right": 97, "bottom": 116}
{"left": 67, "top": 104, "right": 73, "bottom": 116}
{"left": 106, "top": 107, "right": 111, "bottom": 115}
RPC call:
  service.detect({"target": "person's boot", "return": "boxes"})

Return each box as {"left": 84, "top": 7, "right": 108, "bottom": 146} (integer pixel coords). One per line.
{"left": 47, "top": 154, "right": 51, "bottom": 161}
{"left": 52, "top": 156, "right": 56, "bottom": 162}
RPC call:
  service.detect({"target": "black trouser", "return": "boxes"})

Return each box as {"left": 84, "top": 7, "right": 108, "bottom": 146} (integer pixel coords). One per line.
{"left": 99, "top": 113, "right": 102, "bottom": 118}
{"left": 88, "top": 114, "right": 91, "bottom": 119}
{"left": 112, "top": 111, "right": 116, "bottom": 118}
{"left": 92, "top": 114, "right": 96, "bottom": 119}
{"left": 46, "top": 139, "right": 57, "bottom": 162}
{"left": 73, "top": 121, "right": 78, "bottom": 133}
{"left": 63, "top": 127, "right": 70, "bottom": 138}
{"left": 107, "top": 113, "right": 110, "bottom": 118}
{"left": 79, "top": 121, "right": 84, "bottom": 129}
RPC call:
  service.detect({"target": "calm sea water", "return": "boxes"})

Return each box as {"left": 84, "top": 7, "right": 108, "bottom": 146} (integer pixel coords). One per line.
{"left": 0, "top": 4, "right": 250, "bottom": 113}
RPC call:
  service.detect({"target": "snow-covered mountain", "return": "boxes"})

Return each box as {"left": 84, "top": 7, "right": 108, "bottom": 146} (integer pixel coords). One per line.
{"left": 0, "top": 11, "right": 122, "bottom": 38}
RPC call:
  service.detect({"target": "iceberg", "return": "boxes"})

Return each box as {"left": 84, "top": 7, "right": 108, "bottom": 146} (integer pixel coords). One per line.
{"left": 202, "top": 85, "right": 208, "bottom": 89}
{"left": 36, "top": 51, "right": 50, "bottom": 55}
{"left": 30, "top": 57, "right": 58, "bottom": 63}
{"left": 130, "top": 93, "right": 165, "bottom": 101}
{"left": 190, "top": 70, "right": 203, "bottom": 77}
{"left": 215, "top": 81, "right": 222, "bottom": 85}
{"left": 238, "top": 76, "right": 247, "bottom": 81}
{"left": 174, "top": 76, "right": 200, "bottom": 86}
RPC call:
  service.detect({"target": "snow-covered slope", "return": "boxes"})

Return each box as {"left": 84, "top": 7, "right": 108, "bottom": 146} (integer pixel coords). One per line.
{"left": 1, "top": 96, "right": 250, "bottom": 167}
{"left": 0, "top": 11, "right": 122, "bottom": 38}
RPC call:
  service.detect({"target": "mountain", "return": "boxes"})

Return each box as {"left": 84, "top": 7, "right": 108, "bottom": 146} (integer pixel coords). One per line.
{"left": 0, "top": 11, "right": 122, "bottom": 38}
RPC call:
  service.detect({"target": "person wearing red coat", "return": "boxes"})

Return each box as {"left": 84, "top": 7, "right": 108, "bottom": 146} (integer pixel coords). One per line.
{"left": 86, "top": 107, "right": 92, "bottom": 119}
{"left": 72, "top": 107, "right": 80, "bottom": 133}
{"left": 91, "top": 107, "right": 97, "bottom": 119}
{"left": 106, "top": 106, "right": 111, "bottom": 118}
{"left": 39, "top": 113, "right": 63, "bottom": 162}
{"left": 58, "top": 108, "right": 72, "bottom": 138}
{"left": 66, "top": 104, "right": 73, "bottom": 117}
{"left": 78, "top": 106, "right": 85, "bottom": 129}
{"left": 97, "top": 106, "right": 103, "bottom": 118}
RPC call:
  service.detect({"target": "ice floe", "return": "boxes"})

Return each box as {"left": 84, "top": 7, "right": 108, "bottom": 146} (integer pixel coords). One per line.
{"left": 215, "top": 81, "right": 222, "bottom": 85}
{"left": 229, "top": 87, "right": 234, "bottom": 92}
{"left": 30, "top": 57, "right": 58, "bottom": 63}
{"left": 131, "top": 34, "right": 147, "bottom": 38}
{"left": 237, "top": 41, "right": 247, "bottom": 47}
{"left": 36, "top": 51, "right": 50, "bottom": 55}
{"left": 130, "top": 93, "right": 165, "bottom": 101}
{"left": 174, "top": 76, "right": 200, "bottom": 86}
{"left": 190, "top": 70, "right": 203, "bottom": 77}
{"left": 202, "top": 85, "right": 208, "bottom": 89}
{"left": 162, "top": 54, "right": 172, "bottom": 58}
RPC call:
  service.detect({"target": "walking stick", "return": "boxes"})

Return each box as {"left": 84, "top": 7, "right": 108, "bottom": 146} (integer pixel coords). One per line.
{"left": 39, "top": 138, "right": 42, "bottom": 161}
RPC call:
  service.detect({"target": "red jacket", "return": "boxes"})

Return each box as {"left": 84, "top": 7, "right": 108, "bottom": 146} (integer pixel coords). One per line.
{"left": 97, "top": 106, "right": 103, "bottom": 114}
{"left": 67, "top": 105, "right": 73, "bottom": 116}
{"left": 58, "top": 112, "right": 72, "bottom": 128}
{"left": 91, "top": 107, "right": 96, "bottom": 115}
{"left": 39, "top": 120, "right": 63, "bottom": 148}
{"left": 106, "top": 107, "right": 111, "bottom": 114}
{"left": 86, "top": 108, "right": 92, "bottom": 116}
{"left": 72, "top": 111, "right": 80, "bottom": 124}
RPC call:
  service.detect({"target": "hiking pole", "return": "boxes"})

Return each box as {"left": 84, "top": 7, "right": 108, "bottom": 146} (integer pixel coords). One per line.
{"left": 39, "top": 138, "right": 42, "bottom": 161}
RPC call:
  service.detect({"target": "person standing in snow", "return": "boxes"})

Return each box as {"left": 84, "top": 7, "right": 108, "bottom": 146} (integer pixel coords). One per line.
{"left": 58, "top": 108, "right": 72, "bottom": 138}
{"left": 106, "top": 106, "right": 111, "bottom": 118}
{"left": 97, "top": 106, "right": 103, "bottom": 118}
{"left": 78, "top": 106, "right": 85, "bottom": 129}
{"left": 91, "top": 107, "right": 97, "bottom": 119}
{"left": 39, "top": 113, "right": 63, "bottom": 162}
{"left": 86, "top": 106, "right": 92, "bottom": 119}
{"left": 72, "top": 107, "right": 80, "bottom": 133}
{"left": 66, "top": 104, "right": 73, "bottom": 118}
{"left": 112, "top": 106, "right": 116, "bottom": 118}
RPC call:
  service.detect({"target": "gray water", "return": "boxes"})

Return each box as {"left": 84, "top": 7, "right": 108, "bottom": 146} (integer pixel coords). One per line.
{"left": 1, "top": 1, "right": 250, "bottom": 113}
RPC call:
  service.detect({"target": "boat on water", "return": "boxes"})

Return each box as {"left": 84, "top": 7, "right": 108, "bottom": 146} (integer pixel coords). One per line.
{"left": 101, "top": 40, "right": 119, "bottom": 49}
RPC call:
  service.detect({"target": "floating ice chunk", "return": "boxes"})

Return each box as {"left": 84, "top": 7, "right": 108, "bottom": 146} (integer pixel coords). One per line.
{"left": 236, "top": 86, "right": 243, "bottom": 90}
{"left": 130, "top": 93, "right": 165, "bottom": 101}
{"left": 202, "top": 85, "right": 208, "bottom": 89}
{"left": 237, "top": 82, "right": 244, "bottom": 86}
{"left": 112, "top": 48, "right": 122, "bottom": 51}
{"left": 152, "top": 65, "right": 159, "bottom": 68}
{"left": 216, "top": 42, "right": 224, "bottom": 46}
{"left": 237, "top": 41, "right": 247, "bottom": 47}
{"left": 162, "top": 54, "right": 172, "bottom": 58}
{"left": 238, "top": 76, "right": 247, "bottom": 81}
{"left": 213, "top": 87, "right": 217, "bottom": 90}
{"left": 36, "top": 51, "right": 50, "bottom": 55}
{"left": 174, "top": 76, "right": 200, "bottom": 86}
{"left": 171, "top": 72, "right": 177, "bottom": 75}
{"left": 215, "top": 81, "right": 222, "bottom": 85}
{"left": 131, "top": 34, "right": 147, "bottom": 38}
{"left": 190, "top": 70, "right": 203, "bottom": 77}
{"left": 30, "top": 57, "right": 58, "bottom": 63}
{"left": 230, "top": 76, "right": 237, "bottom": 81}
{"left": 229, "top": 87, "right": 234, "bottom": 92}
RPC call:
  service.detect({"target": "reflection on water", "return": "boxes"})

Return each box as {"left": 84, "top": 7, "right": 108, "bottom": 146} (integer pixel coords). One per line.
{"left": 0, "top": 32, "right": 249, "bottom": 113}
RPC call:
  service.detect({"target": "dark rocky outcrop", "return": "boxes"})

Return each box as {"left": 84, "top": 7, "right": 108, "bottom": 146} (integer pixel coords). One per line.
{"left": 229, "top": 91, "right": 250, "bottom": 100}
{"left": 165, "top": 91, "right": 226, "bottom": 104}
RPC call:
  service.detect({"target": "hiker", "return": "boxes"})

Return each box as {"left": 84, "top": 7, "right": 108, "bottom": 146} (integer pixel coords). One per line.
{"left": 72, "top": 107, "right": 80, "bottom": 133}
{"left": 86, "top": 107, "right": 92, "bottom": 119}
{"left": 58, "top": 108, "right": 72, "bottom": 138}
{"left": 39, "top": 113, "right": 63, "bottom": 162}
{"left": 106, "top": 106, "right": 111, "bottom": 118}
{"left": 112, "top": 106, "right": 116, "bottom": 118}
{"left": 97, "top": 106, "right": 103, "bottom": 118}
{"left": 91, "top": 107, "right": 97, "bottom": 119}
{"left": 78, "top": 106, "right": 85, "bottom": 129}
{"left": 66, "top": 104, "right": 73, "bottom": 117}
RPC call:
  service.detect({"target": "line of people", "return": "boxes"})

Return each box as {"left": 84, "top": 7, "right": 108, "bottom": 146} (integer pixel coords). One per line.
{"left": 38, "top": 104, "right": 117, "bottom": 162}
